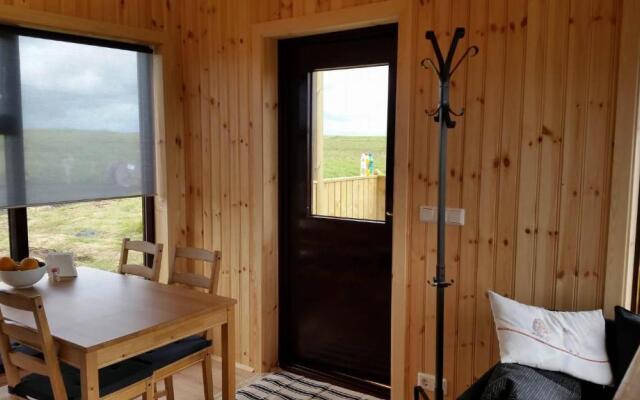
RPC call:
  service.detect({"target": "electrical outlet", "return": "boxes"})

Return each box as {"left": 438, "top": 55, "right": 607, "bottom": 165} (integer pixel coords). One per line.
{"left": 417, "top": 372, "right": 447, "bottom": 394}
{"left": 420, "top": 206, "right": 465, "bottom": 226}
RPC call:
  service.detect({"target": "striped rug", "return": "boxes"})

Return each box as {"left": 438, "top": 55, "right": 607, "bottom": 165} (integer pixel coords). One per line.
{"left": 236, "top": 371, "right": 383, "bottom": 400}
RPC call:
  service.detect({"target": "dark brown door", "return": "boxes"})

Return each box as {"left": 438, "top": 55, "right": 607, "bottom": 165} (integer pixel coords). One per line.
{"left": 279, "top": 25, "right": 397, "bottom": 397}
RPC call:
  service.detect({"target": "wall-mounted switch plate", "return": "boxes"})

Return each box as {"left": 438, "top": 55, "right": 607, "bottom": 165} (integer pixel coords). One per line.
{"left": 420, "top": 206, "right": 438, "bottom": 223}
{"left": 420, "top": 206, "right": 465, "bottom": 226}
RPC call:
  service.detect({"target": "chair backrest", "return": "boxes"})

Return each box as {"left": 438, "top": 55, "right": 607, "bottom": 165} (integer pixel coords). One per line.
{"left": 169, "top": 247, "right": 222, "bottom": 295}
{"left": 118, "top": 238, "right": 164, "bottom": 282}
{"left": 0, "top": 291, "right": 67, "bottom": 399}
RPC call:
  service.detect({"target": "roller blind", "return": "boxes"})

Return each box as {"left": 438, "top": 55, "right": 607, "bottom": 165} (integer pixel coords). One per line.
{"left": 0, "top": 26, "right": 155, "bottom": 209}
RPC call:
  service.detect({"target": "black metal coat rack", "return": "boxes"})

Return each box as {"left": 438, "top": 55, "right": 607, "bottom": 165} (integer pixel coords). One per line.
{"left": 416, "top": 27, "right": 478, "bottom": 400}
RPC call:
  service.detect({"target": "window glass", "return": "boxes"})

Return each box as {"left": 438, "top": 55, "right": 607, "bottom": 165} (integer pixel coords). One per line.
{"left": 28, "top": 198, "right": 143, "bottom": 271}
{"left": 311, "top": 66, "right": 389, "bottom": 221}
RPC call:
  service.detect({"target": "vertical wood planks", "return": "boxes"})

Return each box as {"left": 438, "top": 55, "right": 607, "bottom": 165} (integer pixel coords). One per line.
{"left": 490, "top": 0, "right": 526, "bottom": 363}
{"left": 238, "top": 0, "right": 253, "bottom": 367}
{"left": 454, "top": 0, "right": 487, "bottom": 393}
{"left": 9, "top": 0, "right": 624, "bottom": 393}
{"left": 533, "top": 0, "right": 571, "bottom": 309}
{"left": 473, "top": 0, "right": 507, "bottom": 380}
{"left": 513, "top": 0, "right": 547, "bottom": 306}
{"left": 167, "top": 0, "right": 623, "bottom": 394}
{"left": 554, "top": 0, "right": 592, "bottom": 311}
{"left": 576, "top": 0, "right": 618, "bottom": 310}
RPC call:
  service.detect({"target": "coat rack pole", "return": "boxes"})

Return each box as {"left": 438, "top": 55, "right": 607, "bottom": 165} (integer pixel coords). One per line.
{"left": 434, "top": 77, "right": 449, "bottom": 400}
{"left": 416, "top": 27, "right": 478, "bottom": 400}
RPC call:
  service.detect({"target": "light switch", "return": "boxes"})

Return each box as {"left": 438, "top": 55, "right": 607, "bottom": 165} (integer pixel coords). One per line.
{"left": 445, "top": 207, "right": 465, "bottom": 226}
{"left": 420, "top": 206, "right": 437, "bottom": 223}
{"left": 420, "top": 206, "right": 465, "bottom": 226}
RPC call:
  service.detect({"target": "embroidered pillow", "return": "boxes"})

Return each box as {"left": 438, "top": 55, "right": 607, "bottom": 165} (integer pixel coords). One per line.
{"left": 488, "top": 291, "right": 612, "bottom": 386}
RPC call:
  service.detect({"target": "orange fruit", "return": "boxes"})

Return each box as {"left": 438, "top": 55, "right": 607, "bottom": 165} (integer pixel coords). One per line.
{"left": 0, "top": 256, "right": 18, "bottom": 271}
{"left": 19, "top": 257, "right": 39, "bottom": 271}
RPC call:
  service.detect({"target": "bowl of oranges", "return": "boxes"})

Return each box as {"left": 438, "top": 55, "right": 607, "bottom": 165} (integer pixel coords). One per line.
{"left": 0, "top": 256, "right": 47, "bottom": 289}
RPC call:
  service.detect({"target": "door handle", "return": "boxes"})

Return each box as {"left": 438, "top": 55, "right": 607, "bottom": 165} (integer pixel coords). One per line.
{"left": 386, "top": 211, "right": 393, "bottom": 217}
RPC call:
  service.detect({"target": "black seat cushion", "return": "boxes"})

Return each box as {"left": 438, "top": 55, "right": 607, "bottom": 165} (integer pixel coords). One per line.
{"left": 133, "top": 335, "right": 211, "bottom": 370}
{"left": 11, "top": 358, "right": 152, "bottom": 400}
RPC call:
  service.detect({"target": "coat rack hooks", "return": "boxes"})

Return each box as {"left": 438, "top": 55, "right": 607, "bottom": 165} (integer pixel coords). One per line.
{"left": 449, "top": 45, "right": 479, "bottom": 77}
{"left": 414, "top": 27, "right": 479, "bottom": 400}
{"left": 420, "top": 28, "right": 479, "bottom": 129}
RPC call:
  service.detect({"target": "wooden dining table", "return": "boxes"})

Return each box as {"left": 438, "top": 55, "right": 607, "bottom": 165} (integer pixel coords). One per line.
{"left": 0, "top": 267, "right": 237, "bottom": 400}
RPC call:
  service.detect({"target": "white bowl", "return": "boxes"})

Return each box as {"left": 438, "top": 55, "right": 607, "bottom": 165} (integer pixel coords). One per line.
{"left": 0, "top": 264, "right": 48, "bottom": 289}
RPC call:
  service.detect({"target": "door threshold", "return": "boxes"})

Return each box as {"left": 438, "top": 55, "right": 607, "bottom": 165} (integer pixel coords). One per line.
{"left": 280, "top": 362, "right": 391, "bottom": 399}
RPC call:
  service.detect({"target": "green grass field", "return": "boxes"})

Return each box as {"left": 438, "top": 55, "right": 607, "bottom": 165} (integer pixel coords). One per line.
{"left": 0, "top": 198, "right": 143, "bottom": 271}
{"left": 323, "top": 136, "right": 387, "bottom": 178}
{"left": 1, "top": 129, "right": 140, "bottom": 185}
{"left": 0, "top": 133, "right": 385, "bottom": 270}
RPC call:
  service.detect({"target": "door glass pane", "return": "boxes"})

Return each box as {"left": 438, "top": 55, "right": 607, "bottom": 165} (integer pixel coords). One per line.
{"left": 311, "top": 66, "right": 389, "bottom": 221}
{"left": 28, "top": 197, "right": 143, "bottom": 271}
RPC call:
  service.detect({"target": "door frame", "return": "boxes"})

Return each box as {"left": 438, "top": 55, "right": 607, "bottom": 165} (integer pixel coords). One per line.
{"left": 249, "top": 1, "right": 416, "bottom": 399}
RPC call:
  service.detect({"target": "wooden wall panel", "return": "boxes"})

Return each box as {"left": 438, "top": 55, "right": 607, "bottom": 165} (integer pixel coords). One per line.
{"left": 0, "top": 0, "right": 626, "bottom": 398}
{"left": 177, "top": 0, "right": 622, "bottom": 396}
{"left": 251, "top": 0, "right": 389, "bottom": 22}
{"left": 176, "top": 0, "right": 255, "bottom": 367}
{"left": 1, "top": 0, "right": 166, "bottom": 30}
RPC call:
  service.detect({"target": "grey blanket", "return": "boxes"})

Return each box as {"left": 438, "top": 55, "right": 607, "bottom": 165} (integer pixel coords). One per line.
{"left": 480, "top": 363, "right": 582, "bottom": 400}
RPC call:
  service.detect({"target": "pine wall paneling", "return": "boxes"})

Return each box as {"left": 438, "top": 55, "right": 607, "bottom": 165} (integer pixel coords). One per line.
{"left": 0, "top": 0, "right": 636, "bottom": 399}
{"left": 235, "top": 0, "right": 626, "bottom": 398}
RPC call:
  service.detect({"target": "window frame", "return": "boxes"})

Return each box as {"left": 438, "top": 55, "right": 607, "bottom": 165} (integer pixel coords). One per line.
{"left": 2, "top": 25, "right": 157, "bottom": 265}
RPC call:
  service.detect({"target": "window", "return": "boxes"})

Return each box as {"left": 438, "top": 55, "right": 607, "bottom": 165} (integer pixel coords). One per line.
{"left": 311, "top": 66, "right": 389, "bottom": 221}
{"left": 0, "top": 26, "right": 155, "bottom": 269}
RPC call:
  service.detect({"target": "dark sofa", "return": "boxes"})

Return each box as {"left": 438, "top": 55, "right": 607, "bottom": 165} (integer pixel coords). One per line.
{"left": 457, "top": 320, "right": 620, "bottom": 400}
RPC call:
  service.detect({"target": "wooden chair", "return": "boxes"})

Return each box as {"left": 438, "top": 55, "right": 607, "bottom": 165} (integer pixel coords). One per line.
{"left": 135, "top": 247, "right": 221, "bottom": 400}
{"left": 0, "top": 290, "right": 154, "bottom": 400}
{"left": 118, "top": 238, "right": 164, "bottom": 281}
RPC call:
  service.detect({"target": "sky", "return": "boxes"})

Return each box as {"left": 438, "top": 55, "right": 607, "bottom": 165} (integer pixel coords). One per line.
{"left": 19, "top": 36, "right": 141, "bottom": 133}
{"left": 320, "top": 65, "right": 389, "bottom": 137}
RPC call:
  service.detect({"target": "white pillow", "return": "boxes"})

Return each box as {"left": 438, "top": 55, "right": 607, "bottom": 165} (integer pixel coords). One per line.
{"left": 488, "top": 291, "right": 612, "bottom": 385}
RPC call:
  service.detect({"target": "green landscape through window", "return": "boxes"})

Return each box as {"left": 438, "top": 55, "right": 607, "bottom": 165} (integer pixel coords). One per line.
{"left": 311, "top": 66, "right": 389, "bottom": 221}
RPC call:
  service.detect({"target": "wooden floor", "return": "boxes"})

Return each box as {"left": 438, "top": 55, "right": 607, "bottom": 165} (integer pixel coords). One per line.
{"left": 0, "top": 358, "right": 260, "bottom": 400}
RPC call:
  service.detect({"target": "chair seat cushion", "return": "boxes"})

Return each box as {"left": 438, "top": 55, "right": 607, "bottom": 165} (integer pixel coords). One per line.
{"left": 11, "top": 358, "right": 152, "bottom": 400}
{"left": 133, "top": 335, "right": 211, "bottom": 370}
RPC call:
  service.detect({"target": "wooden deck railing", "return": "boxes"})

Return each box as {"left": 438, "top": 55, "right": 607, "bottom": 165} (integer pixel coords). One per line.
{"left": 312, "top": 175, "right": 386, "bottom": 220}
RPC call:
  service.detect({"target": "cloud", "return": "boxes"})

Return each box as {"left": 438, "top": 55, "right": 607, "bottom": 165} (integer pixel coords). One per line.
{"left": 18, "top": 36, "right": 143, "bottom": 133}
{"left": 321, "top": 66, "right": 389, "bottom": 136}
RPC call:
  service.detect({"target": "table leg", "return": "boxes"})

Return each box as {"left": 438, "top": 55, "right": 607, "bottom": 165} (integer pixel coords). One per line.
{"left": 221, "top": 306, "right": 236, "bottom": 400}
{"left": 203, "top": 354, "right": 214, "bottom": 400}
{"left": 80, "top": 352, "right": 100, "bottom": 400}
